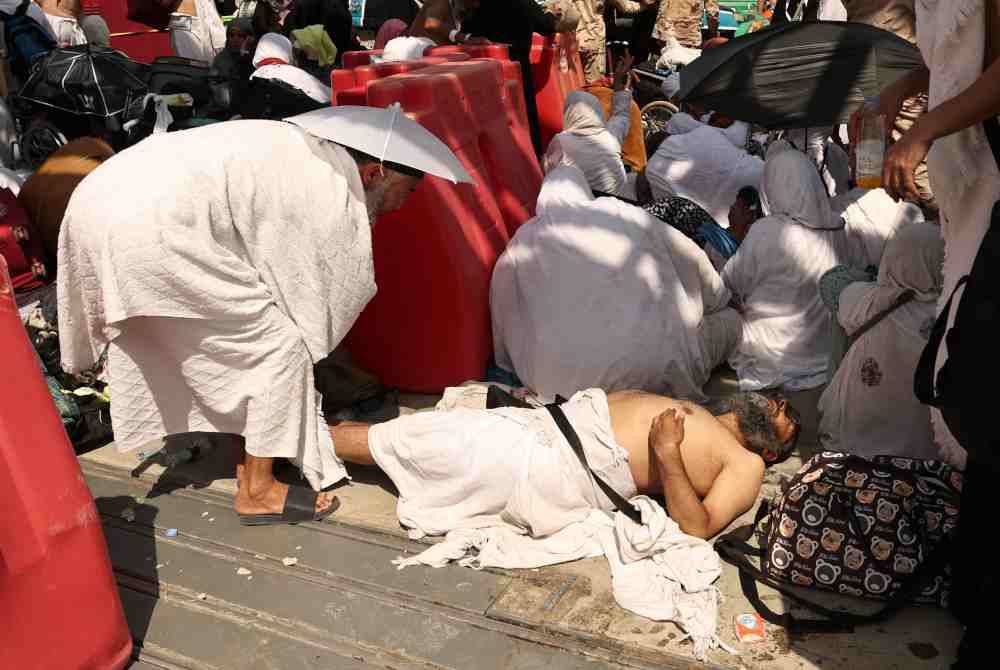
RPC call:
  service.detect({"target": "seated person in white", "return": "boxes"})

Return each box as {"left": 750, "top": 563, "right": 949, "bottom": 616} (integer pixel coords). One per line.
{"left": 645, "top": 112, "right": 763, "bottom": 228}
{"left": 542, "top": 58, "right": 634, "bottom": 198}
{"left": 491, "top": 165, "right": 743, "bottom": 403}
{"left": 168, "top": 0, "right": 226, "bottom": 64}
{"left": 830, "top": 186, "right": 925, "bottom": 271}
{"left": 817, "top": 223, "right": 944, "bottom": 461}
{"left": 723, "top": 147, "right": 844, "bottom": 391}
{"left": 251, "top": 32, "right": 332, "bottom": 104}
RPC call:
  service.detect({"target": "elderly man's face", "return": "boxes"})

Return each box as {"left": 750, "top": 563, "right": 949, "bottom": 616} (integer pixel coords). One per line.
{"left": 360, "top": 166, "right": 423, "bottom": 223}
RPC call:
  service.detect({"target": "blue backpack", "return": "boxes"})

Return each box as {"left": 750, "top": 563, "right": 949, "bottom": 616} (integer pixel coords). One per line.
{"left": 2, "top": 1, "right": 56, "bottom": 81}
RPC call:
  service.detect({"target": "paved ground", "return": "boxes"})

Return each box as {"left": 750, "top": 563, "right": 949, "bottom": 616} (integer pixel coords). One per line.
{"left": 81, "top": 374, "right": 961, "bottom": 669}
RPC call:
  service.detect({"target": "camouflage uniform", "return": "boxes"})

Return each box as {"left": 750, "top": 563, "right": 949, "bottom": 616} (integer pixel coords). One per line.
{"left": 653, "top": 0, "right": 719, "bottom": 49}
{"left": 571, "top": 0, "right": 644, "bottom": 83}
{"left": 842, "top": 0, "right": 934, "bottom": 210}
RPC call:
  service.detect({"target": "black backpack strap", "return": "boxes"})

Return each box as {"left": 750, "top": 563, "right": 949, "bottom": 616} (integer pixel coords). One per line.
{"left": 545, "top": 403, "right": 643, "bottom": 525}
{"left": 847, "top": 289, "right": 915, "bottom": 350}
{"left": 716, "top": 504, "right": 953, "bottom": 634}
{"left": 14, "top": 0, "right": 29, "bottom": 17}
{"left": 914, "top": 278, "right": 968, "bottom": 406}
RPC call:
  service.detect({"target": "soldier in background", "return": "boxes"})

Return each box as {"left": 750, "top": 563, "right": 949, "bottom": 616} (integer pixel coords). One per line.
{"left": 654, "top": 0, "right": 718, "bottom": 50}
{"left": 572, "top": 0, "right": 657, "bottom": 84}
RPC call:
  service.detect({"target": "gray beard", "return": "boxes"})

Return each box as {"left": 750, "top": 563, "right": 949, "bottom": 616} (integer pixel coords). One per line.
{"left": 365, "top": 181, "right": 389, "bottom": 225}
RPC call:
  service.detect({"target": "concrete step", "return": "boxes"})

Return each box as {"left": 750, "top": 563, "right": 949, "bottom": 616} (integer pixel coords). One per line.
{"left": 85, "top": 463, "right": 702, "bottom": 670}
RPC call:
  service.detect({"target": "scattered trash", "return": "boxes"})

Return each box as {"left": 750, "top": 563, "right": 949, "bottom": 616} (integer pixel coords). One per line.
{"left": 236, "top": 567, "right": 252, "bottom": 576}
{"left": 164, "top": 528, "right": 178, "bottom": 538}
{"left": 295, "top": 546, "right": 302, "bottom": 551}
{"left": 208, "top": 518, "right": 215, "bottom": 523}
{"left": 254, "top": 554, "right": 266, "bottom": 560}
{"left": 120, "top": 507, "right": 136, "bottom": 522}
{"left": 197, "top": 593, "right": 208, "bottom": 601}
{"left": 282, "top": 557, "right": 299, "bottom": 567}
{"left": 247, "top": 576, "right": 253, "bottom": 581}
{"left": 456, "top": 582, "right": 471, "bottom": 590}
{"left": 201, "top": 512, "right": 209, "bottom": 518}
{"left": 734, "top": 613, "right": 766, "bottom": 644}
{"left": 156, "top": 563, "right": 165, "bottom": 569}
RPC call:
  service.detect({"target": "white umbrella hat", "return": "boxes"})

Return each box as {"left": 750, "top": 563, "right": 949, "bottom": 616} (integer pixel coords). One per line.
{"left": 285, "top": 103, "right": 474, "bottom": 184}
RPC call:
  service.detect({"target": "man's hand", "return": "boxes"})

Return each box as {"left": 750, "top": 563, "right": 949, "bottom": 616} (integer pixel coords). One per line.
{"left": 649, "top": 408, "right": 687, "bottom": 457}
{"left": 613, "top": 53, "right": 637, "bottom": 91}
{"left": 882, "top": 124, "right": 932, "bottom": 202}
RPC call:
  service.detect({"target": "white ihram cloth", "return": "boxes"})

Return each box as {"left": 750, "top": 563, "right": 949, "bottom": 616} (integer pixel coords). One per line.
{"left": 723, "top": 149, "right": 844, "bottom": 391}
{"left": 543, "top": 89, "right": 632, "bottom": 197}
{"left": 646, "top": 122, "right": 763, "bottom": 228}
{"left": 491, "top": 166, "right": 734, "bottom": 402}
{"left": 784, "top": 128, "right": 851, "bottom": 197}
{"left": 818, "top": 223, "right": 944, "bottom": 461}
{"left": 57, "top": 120, "right": 375, "bottom": 489}
{"left": 379, "top": 36, "right": 435, "bottom": 62}
{"left": 43, "top": 12, "right": 86, "bottom": 47}
{"left": 830, "top": 187, "right": 925, "bottom": 269}
{"left": 169, "top": 0, "right": 226, "bottom": 63}
{"left": 373, "top": 389, "right": 726, "bottom": 660}
{"left": 916, "top": 0, "right": 1000, "bottom": 468}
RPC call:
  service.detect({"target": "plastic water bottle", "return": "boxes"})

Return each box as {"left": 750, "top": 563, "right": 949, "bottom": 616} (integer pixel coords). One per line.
{"left": 856, "top": 97, "right": 885, "bottom": 189}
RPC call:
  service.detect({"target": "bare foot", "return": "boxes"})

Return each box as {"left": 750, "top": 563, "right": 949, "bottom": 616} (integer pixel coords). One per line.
{"left": 233, "top": 467, "right": 335, "bottom": 516}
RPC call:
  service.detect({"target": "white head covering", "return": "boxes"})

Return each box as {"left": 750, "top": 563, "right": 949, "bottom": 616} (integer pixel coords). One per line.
{"left": 831, "top": 187, "right": 925, "bottom": 268}
{"left": 877, "top": 222, "right": 945, "bottom": 306}
{"left": 760, "top": 149, "right": 838, "bottom": 229}
{"left": 535, "top": 164, "right": 594, "bottom": 216}
{"left": 561, "top": 91, "right": 606, "bottom": 137}
{"left": 253, "top": 33, "right": 294, "bottom": 68}
{"left": 665, "top": 112, "right": 702, "bottom": 136}
{"left": 378, "top": 36, "right": 435, "bottom": 62}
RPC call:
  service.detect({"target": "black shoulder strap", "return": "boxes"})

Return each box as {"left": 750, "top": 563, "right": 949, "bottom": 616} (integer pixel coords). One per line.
{"left": 15, "top": 0, "right": 29, "bottom": 17}
{"left": 545, "top": 403, "right": 643, "bottom": 525}
{"left": 914, "top": 278, "right": 967, "bottom": 406}
{"left": 715, "top": 503, "right": 953, "bottom": 634}
{"left": 847, "top": 289, "right": 915, "bottom": 350}
{"left": 985, "top": 116, "right": 1000, "bottom": 172}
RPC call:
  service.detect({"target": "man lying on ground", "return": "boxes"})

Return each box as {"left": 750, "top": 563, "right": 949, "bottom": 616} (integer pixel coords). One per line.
{"left": 491, "top": 165, "right": 742, "bottom": 403}
{"left": 328, "top": 388, "right": 801, "bottom": 540}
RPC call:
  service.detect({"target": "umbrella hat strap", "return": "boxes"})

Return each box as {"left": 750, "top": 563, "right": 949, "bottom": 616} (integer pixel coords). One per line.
{"left": 379, "top": 103, "right": 399, "bottom": 166}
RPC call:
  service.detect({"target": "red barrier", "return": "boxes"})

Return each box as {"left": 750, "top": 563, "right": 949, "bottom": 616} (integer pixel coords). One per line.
{"left": 86, "top": 0, "right": 173, "bottom": 63}
{"left": 343, "top": 60, "right": 542, "bottom": 391}
{"left": 332, "top": 54, "right": 470, "bottom": 105}
{"left": 0, "top": 258, "right": 132, "bottom": 670}
{"left": 530, "top": 32, "right": 585, "bottom": 150}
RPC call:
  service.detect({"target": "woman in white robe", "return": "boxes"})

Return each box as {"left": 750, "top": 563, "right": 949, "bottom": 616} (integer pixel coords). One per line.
{"left": 817, "top": 223, "right": 944, "bottom": 461}
{"left": 543, "top": 88, "right": 633, "bottom": 197}
{"left": 723, "top": 149, "right": 844, "bottom": 391}
{"left": 830, "top": 187, "right": 925, "bottom": 270}
{"left": 491, "top": 165, "right": 741, "bottom": 402}
{"left": 645, "top": 117, "right": 763, "bottom": 228}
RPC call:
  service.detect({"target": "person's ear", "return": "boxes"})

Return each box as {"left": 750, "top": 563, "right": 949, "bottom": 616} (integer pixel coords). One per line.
{"left": 357, "top": 162, "right": 385, "bottom": 189}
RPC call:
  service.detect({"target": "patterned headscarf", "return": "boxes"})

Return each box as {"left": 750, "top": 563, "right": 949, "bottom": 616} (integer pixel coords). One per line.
{"left": 642, "top": 196, "right": 716, "bottom": 245}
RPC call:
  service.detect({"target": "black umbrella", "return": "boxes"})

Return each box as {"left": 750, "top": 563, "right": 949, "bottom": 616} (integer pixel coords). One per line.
{"left": 17, "top": 45, "right": 150, "bottom": 118}
{"left": 677, "top": 20, "right": 924, "bottom": 129}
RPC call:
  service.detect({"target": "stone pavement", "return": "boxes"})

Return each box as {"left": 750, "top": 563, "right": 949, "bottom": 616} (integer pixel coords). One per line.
{"left": 80, "top": 374, "right": 960, "bottom": 669}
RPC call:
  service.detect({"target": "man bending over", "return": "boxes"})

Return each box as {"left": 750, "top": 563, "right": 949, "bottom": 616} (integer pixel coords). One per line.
{"left": 330, "top": 389, "right": 800, "bottom": 540}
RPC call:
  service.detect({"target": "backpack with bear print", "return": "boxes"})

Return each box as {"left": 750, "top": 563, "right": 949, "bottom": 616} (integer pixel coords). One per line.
{"left": 716, "top": 452, "right": 961, "bottom": 633}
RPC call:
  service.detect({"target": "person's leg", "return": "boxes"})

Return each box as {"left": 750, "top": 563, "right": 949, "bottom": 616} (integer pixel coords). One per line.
{"left": 329, "top": 420, "right": 377, "bottom": 465}
{"left": 579, "top": 49, "right": 605, "bottom": 85}
{"left": 699, "top": 307, "right": 744, "bottom": 373}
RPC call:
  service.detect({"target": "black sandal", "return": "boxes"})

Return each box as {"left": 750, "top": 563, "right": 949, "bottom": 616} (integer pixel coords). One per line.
{"left": 238, "top": 485, "right": 340, "bottom": 526}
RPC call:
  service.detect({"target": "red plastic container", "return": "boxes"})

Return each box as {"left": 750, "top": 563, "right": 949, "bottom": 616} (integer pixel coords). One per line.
{"left": 332, "top": 55, "right": 469, "bottom": 105}
{"left": 0, "top": 258, "right": 132, "bottom": 670}
{"left": 344, "top": 60, "right": 542, "bottom": 391}
{"left": 85, "top": 0, "right": 172, "bottom": 63}
{"left": 529, "top": 32, "right": 585, "bottom": 150}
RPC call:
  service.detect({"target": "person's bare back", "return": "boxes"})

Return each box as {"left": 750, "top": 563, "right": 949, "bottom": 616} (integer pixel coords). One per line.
{"left": 606, "top": 390, "right": 793, "bottom": 538}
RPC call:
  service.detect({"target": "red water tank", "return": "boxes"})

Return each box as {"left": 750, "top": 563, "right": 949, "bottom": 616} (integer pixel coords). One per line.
{"left": 344, "top": 60, "right": 541, "bottom": 391}
{"left": 530, "top": 32, "right": 585, "bottom": 150}
{"left": 0, "top": 259, "right": 132, "bottom": 669}
{"left": 332, "top": 54, "right": 470, "bottom": 105}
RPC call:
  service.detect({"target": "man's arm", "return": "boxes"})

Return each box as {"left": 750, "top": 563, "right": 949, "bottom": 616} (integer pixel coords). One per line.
{"left": 649, "top": 409, "right": 762, "bottom": 539}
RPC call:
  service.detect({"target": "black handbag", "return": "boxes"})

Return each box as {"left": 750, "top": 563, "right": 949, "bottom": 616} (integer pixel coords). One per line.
{"left": 914, "top": 117, "right": 1000, "bottom": 463}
